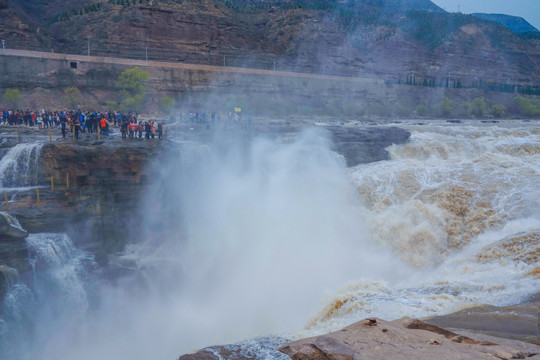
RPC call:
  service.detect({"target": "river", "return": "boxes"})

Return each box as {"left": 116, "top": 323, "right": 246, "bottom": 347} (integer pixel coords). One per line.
{"left": 0, "top": 119, "right": 538, "bottom": 360}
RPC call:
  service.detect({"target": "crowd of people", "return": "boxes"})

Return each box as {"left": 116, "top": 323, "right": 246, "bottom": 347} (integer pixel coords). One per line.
{"left": 0, "top": 109, "right": 166, "bottom": 140}
{"left": 0, "top": 107, "right": 251, "bottom": 141}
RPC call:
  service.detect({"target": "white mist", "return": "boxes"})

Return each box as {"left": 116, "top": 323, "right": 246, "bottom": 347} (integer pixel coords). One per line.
{"left": 12, "top": 128, "right": 401, "bottom": 360}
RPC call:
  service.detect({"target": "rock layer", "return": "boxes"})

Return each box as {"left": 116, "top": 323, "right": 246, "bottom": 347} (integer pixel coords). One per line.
{"left": 279, "top": 318, "right": 540, "bottom": 360}
{"left": 2, "top": 0, "right": 539, "bottom": 84}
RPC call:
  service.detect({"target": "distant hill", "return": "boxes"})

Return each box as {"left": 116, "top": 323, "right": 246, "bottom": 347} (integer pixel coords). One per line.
{"left": 471, "top": 13, "right": 539, "bottom": 33}
{"left": 0, "top": 0, "right": 539, "bottom": 86}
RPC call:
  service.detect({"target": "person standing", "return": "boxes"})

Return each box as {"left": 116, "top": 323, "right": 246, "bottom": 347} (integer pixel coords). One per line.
{"left": 61, "top": 118, "right": 67, "bottom": 138}
{"left": 100, "top": 117, "right": 107, "bottom": 136}
{"left": 121, "top": 120, "right": 127, "bottom": 139}
{"left": 74, "top": 120, "right": 80, "bottom": 140}
{"left": 145, "top": 121, "right": 151, "bottom": 139}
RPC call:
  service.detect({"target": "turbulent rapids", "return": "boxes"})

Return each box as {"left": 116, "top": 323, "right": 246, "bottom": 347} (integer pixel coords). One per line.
{"left": 307, "top": 122, "right": 540, "bottom": 333}
{"left": 0, "top": 120, "right": 539, "bottom": 360}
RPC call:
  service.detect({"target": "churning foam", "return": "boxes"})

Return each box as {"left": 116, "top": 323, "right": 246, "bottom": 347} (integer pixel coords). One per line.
{"left": 306, "top": 121, "right": 540, "bottom": 335}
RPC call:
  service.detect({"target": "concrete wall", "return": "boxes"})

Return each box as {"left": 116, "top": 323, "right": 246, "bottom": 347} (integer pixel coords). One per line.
{"left": 0, "top": 49, "right": 386, "bottom": 114}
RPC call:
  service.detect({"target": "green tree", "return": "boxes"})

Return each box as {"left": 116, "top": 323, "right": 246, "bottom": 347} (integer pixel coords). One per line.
{"left": 395, "top": 99, "right": 414, "bottom": 117}
{"left": 491, "top": 104, "right": 506, "bottom": 118}
{"left": 64, "top": 86, "right": 81, "bottom": 109}
{"left": 513, "top": 96, "right": 540, "bottom": 117}
{"left": 2, "top": 89, "right": 22, "bottom": 108}
{"left": 116, "top": 67, "right": 148, "bottom": 97}
{"left": 458, "top": 102, "right": 473, "bottom": 118}
{"left": 116, "top": 67, "right": 149, "bottom": 112}
{"left": 471, "top": 97, "right": 487, "bottom": 117}
{"left": 105, "top": 100, "right": 118, "bottom": 110}
{"left": 119, "top": 94, "right": 144, "bottom": 113}
{"left": 415, "top": 105, "right": 427, "bottom": 116}
{"left": 159, "top": 96, "right": 175, "bottom": 115}
{"left": 440, "top": 97, "right": 454, "bottom": 117}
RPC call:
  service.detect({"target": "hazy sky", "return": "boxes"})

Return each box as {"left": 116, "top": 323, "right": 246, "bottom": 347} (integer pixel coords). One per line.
{"left": 431, "top": 0, "right": 540, "bottom": 30}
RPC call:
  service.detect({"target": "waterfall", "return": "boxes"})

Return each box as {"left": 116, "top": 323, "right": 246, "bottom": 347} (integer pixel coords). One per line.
{"left": 0, "top": 121, "right": 538, "bottom": 360}
{"left": 0, "top": 143, "right": 44, "bottom": 188}
{"left": 0, "top": 233, "right": 96, "bottom": 360}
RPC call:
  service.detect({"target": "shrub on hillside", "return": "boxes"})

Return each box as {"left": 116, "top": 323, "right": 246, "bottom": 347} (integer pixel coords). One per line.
{"left": 2, "top": 89, "right": 22, "bottom": 108}
{"left": 471, "top": 97, "right": 487, "bottom": 117}
{"left": 64, "top": 86, "right": 81, "bottom": 109}
{"left": 105, "top": 100, "right": 118, "bottom": 110}
{"left": 159, "top": 97, "right": 175, "bottom": 115}
{"left": 513, "top": 96, "right": 540, "bottom": 117}
{"left": 491, "top": 104, "right": 506, "bottom": 118}
{"left": 440, "top": 97, "right": 454, "bottom": 117}
{"left": 415, "top": 105, "right": 427, "bottom": 116}
{"left": 116, "top": 67, "right": 149, "bottom": 112}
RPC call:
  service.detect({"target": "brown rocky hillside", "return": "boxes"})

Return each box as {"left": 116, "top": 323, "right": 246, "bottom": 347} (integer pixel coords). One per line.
{"left": 1, "top": 0, "right": 539, "bottom": 86}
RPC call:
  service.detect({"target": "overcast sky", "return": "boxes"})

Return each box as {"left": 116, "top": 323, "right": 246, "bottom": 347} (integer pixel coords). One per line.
{"left": 431, "top": 0, "right": 540, "bottom": 30}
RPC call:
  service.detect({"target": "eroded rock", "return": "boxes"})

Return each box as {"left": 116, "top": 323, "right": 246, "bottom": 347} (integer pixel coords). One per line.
{"left": 0, "top": 212, "right": 28, "bottom": 239}
{"left": 279, "top": 318, "right": 540, "bottom": 360}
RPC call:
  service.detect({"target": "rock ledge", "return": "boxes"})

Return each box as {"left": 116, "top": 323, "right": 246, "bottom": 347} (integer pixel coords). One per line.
{"left": 279, "top": 318, "right": 540, "bottom": 360}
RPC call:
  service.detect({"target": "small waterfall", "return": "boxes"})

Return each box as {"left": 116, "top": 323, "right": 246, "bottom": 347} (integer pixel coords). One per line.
{"left": 0, "top": 233, "right": 96, "bottom": 360}
{"left": 0, "top": 143, "right": 44, "bottom": 188}
{"left": 0, "top": 265, "right": 19, "bottom": 299}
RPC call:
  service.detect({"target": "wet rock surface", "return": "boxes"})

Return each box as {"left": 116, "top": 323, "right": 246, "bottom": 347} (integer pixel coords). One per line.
{"left": 279, "top": 318, "right": 540, "bottom": 360}
{"left": 328, "top": 126, "right": 411, "bottom": 166}
{"left": 179, "top": 337, "right": 291, "bottom": 360}
{"left": 0, "top": 212, "right": 28, "bottom": 239}
{"left": 178, "top": 317, "right": 540, "bottom": 360}
{"left": 427, "top": 292, "right": 540, "bottom": 345}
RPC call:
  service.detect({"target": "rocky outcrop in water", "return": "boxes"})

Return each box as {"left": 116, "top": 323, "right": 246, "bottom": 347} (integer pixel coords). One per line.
{"left": 0, "top": 212, "right": 28, "bottom": 238}
{"left": 329, "top": 126, "right": 411, "bottom": 166}
{"left": 279, "top": 318, "right": 540, "bottom": 360}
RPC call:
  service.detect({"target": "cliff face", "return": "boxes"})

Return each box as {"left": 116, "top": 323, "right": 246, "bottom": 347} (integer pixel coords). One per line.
{"left": 1, "top": 0, "right": 538, "bottom": 85}
{"left": 0, "top": 139, "right": 161, "bottom": 271}
{"left": 7, "top": 0, "right": 277, "bottom": 63}
{"left": 0, "top": 137, "right": 162, "bottom": 301}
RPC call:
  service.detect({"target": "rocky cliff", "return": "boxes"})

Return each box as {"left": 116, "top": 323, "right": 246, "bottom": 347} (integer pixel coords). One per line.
{"left": 0, "top": 135, "right": 162, "bottom": 286}
{"left": 1, "top": 0, "right": 539, "bottom": 86}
